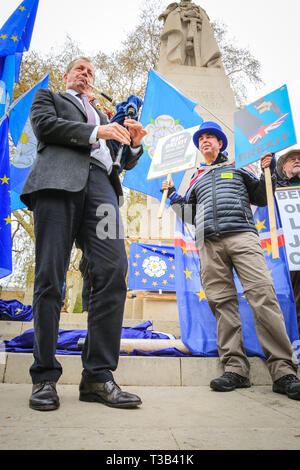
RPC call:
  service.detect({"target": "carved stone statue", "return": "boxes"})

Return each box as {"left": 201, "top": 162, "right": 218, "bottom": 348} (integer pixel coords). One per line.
{"left": 158, "top": 0, "right": 221, "bottom": 68}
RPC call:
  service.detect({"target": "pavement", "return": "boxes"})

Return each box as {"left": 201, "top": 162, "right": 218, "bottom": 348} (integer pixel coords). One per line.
{"left": 1, "top": 382, "right": 300, "bottom": 451}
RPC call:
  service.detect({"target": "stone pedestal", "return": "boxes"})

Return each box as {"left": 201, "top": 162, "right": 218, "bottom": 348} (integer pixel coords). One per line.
{"left": 65, "top": 271, "right": 83, "bottom": 314}
{"left": 23, "top": 266, "right": 35, "bottom": 305}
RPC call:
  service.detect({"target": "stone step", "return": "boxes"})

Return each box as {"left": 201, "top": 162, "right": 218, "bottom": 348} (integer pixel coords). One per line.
{"left": 2, "top": 317, "right": 299, "bottom": 387}
{"left": 2, "top": 351, "right": 295, "bottom": 387}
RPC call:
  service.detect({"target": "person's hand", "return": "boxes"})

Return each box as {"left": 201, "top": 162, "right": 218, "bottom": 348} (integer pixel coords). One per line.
{"left": 260, "top": 153, "right": 273, "bottom": 168}
{"left": 96, "top": 122, "right": 131, "bottom": 145}
{"left": 162, "top": 177, "right": 174, "bottom": 191}
{"left": 124, "top": 118, "right": 147, "bottom": 147}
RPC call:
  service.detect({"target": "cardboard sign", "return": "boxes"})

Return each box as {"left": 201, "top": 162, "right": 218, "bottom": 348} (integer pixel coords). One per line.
{"left": 276, "top": 187, "right": 300, "bottom": 271}
{"left": 147, "top": 126, "right": 199, "bottom": 180}
{"left": 234, "top": 85, "right": 297, "bottom": 168}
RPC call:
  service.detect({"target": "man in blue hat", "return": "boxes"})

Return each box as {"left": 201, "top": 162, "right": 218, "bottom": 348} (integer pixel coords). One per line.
{"left": 162, "top": 121, "right": 300, "bottom": 400}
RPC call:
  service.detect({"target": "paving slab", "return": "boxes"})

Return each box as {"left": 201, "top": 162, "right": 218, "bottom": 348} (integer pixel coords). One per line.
{"left": 0, "top": 383, "right": 300, "bottom": 451}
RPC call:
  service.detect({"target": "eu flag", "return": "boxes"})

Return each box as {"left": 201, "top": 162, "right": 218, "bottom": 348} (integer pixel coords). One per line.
{"left": 0, "top": 54, "right": 16, "bottom": 118}
{"left": 128, "top": 242, "right": 176, "bottom": 291}
{"left": 9, "top": 74, "right": 49, "bottom": 211}
{"left": 123, "top": 69, "right": 203, "bottom": 202}
{"left": 0, "top": 117, "right": 12, "bottom": 279}
{"left": 0, "top": 0, "right": 39, "bottom": 58}
{"left": 175, "top": 202, "right": 299, "bottom": 357}
{"left": 0, "top": 0, "right": 40, "bottom": 117}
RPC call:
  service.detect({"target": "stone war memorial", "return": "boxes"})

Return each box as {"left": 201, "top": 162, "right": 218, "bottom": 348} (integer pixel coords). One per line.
{"left": 138, "top": 0, "right": 237, "bottom": 239}
{"left": 158, "top": 0, "right": 237, "bottom": 159}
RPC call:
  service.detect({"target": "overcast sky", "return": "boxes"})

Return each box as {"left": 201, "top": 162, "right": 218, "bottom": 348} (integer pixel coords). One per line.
{"left": 1, "top": 0, "right": 299, "bottom": 149}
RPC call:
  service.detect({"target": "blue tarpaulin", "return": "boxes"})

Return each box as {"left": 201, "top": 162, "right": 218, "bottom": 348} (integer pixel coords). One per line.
{"left": 2, "top": 320, "right": 186, "bottom": 356}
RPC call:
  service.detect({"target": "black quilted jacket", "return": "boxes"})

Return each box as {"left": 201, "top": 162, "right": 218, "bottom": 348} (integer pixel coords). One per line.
{"left": 170, "top": 154, "right": 276, "bottom": 240}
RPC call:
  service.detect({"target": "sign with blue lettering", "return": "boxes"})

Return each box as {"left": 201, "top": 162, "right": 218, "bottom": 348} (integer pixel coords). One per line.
{"left": 234, "top": 85, "right": 297, "bottom": 168}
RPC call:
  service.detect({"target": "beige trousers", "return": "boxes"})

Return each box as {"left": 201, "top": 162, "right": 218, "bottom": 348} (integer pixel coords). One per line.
{"left": 198, "top": 232, "right": 297, "bottom": 382}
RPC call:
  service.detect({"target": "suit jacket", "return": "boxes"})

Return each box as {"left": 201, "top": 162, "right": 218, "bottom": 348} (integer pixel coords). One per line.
{"left": 20, "top": 88, "right": 142, "bottom": 209}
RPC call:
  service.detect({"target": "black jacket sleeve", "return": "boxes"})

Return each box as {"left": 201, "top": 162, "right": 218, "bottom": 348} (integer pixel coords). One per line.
{"left": 240, "top": 168, "right": 277, "bottom": 207}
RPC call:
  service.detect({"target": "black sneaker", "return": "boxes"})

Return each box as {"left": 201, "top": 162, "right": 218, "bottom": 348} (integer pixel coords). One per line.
{"left": 210, "top": 372, "right": 251, "bottom": 392}
{"left": 272, "top": 374, "right": 300, "bottom": 400}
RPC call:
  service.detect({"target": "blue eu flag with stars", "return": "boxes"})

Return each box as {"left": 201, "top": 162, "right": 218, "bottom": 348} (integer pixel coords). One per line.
{"left": 9, "top": 73, "right": 49, "bottom": 211}
{"left": 123, "top": 70, "right": 203, "bottom": 203}
{"left": 0, "top": 0, "right": 40, "bottom": 117}
{"left": 0, "top": 117, "right": 12, "bottom": 279}
{"left": 128, "top": 243, "right": 176, "bottom": 291}
{"left": 175, "top": 204, "right": 298, "bottom": 357}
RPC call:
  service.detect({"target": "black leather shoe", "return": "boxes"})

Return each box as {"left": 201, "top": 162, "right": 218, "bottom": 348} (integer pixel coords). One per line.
{"left": 79, "top": 379, "right": 142, "bottom": 408}
{"left": 273, "top": 374, "right": 300, "bottom": 400}
{"left": 210, "top": 372, "right": 251, "bottom": 392}
{"left": 29, "top": 381, "right": 60, "bottom": 411}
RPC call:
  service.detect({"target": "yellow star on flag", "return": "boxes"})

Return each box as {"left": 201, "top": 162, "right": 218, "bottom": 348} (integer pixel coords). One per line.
{"left": 256, "top": 219, "right": 266, "bottom": 233}
{"left": 142, "top": 279, "right": 147, "bottom": 284}
{"left": 268, "top": 270, "right": 273, "bottom": 280}
{"left": 162, "top": 250, "right": 167, "bottom": 255}
{"left": 183, "top": 268, "right": 192, "bottom": 280}
{"left": 0, "top": 34, "right": 7, "bottom": 40}
{"left": 163, "top": 280, "right": 167, "bottom": 285}
{"left": 0, "top": 175, "right": 9, "bottom": 184}
{"left": 19, "top": 5, "right": 26, "bottom": 11}
{"left": 195, "top": 290, "right": 207, "bottom": 302}
{"left": 152, "top": 247, "right": 157, "bottom": 252}
{"left": 132, "top": 262, "right": 137, "bottom": 267}
{"left": 152, "top": 281, "right": 158, "bottom": 286}
{"left": 142, "top": 249, "right": 147, "bottom": 253}
{"left": 15, "top": 308, "right": 22, "bottom": 316}
{"left": 135, "top": 254, "right": 140, "bottom": 259}
{"left": 169, "top": 257, "right": 174, "bottom": 261}
{"left": 135, "top": 271, "right": 140, "bottom": 276}
{"left": 170, "top": 274, "right": 175, "bottom": 279}
{"left": 241, "top": 295, "right": 249, "bottom": 305}
{"left": 181, "top": 246, "right": 188, "bottom": 255}
{"left": 264, "top": 242, "right": 272, "bottom": 257}
{"left": 11, "top": 35, "right": 18, "bottom": 42}
{"left": 4, "top": 215, "right": 11, "bottom": 225}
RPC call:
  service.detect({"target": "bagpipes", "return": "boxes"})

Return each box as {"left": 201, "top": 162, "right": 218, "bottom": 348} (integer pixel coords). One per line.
{"left": 88, "top": 82, "right": 143, "bottom": 170}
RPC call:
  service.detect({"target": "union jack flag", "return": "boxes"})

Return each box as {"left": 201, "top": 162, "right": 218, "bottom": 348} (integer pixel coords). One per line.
{"left": 248, "top": 113, "right": 289, "bottom": 145}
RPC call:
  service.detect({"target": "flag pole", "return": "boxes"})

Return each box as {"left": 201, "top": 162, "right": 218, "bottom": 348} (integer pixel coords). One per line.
{"left": 158, "top": 174, "right": 172, "bottom": 219}
{"left": 264, "top": 167, "right": 279, "bottom": 259}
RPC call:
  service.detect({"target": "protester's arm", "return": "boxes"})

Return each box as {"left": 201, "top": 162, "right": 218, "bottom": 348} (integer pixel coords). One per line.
{"left": 242, "top": 153, "right": 277, "bottom": 206}
{"left": 161, "top": 178, "right": 197, "bottom": 224}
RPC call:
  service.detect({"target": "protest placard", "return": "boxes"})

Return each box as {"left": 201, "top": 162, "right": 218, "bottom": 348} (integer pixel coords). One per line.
{"left": 234, "top": 85, "right": 296, "bottom": 168}
{"left": 234, "top": 85, "right": 297, "bottom": 259}
{"left": 276, "top": 187, "right": 300, "bottom": 271}
{"left": 147, "top": 126, "right": 199, "bottom": 180}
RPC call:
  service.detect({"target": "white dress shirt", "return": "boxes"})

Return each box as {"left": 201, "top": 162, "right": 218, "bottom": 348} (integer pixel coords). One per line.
{"left": 66, "top": 88, "right": 113, "bottom": 174}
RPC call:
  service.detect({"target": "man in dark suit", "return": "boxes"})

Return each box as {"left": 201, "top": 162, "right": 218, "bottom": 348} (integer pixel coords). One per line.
{"left": 21, "top": 56, "right": 146, "bottom": 411}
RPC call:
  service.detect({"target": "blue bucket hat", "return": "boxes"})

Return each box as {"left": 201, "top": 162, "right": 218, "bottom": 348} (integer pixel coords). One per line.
{"left": 193, "top": 121, "right": 228, "bottom": 152}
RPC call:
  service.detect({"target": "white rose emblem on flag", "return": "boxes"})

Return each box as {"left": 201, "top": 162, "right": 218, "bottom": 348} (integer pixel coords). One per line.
{"left": 142, "top": 255, "right": 167, "bottom": 278}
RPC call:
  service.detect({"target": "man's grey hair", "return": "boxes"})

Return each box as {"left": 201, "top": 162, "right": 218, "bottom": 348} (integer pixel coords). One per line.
{"left": 65, "top": 56, "right": 93, "bottom": 74}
